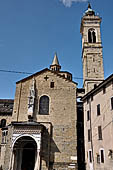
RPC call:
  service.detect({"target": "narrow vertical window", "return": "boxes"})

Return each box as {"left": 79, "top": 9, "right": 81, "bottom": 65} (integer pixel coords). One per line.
{"left": 89, "top": 150, "right": 92, "bottom": 163}
{"left": 88, "top": 129, "right": 91, "bottom": 142}
{"left": 98, "top": 126, "right": 102, "bottom": 140}
{"left": 87, "top": 110, "right": 90, "bottom": 121}
{"left": 50, "top": 82, "right": 54, "bottom": 88}
{"left": 39, "top": 96, "right": 49, "bottom": 115}
{"left": 103, "top": 86, "right": 106, "bottom": 94}
{"left": 111, "top": 97, "right": 113, "bottom": 110}
{"left": 97, "top": 104, "right": 100, "bottom": 116}
{"left": 100, "top": 149, "right": 104, "bottom": 163}
{"left": 94, "top": 68, "right": 95, "bottom": 73}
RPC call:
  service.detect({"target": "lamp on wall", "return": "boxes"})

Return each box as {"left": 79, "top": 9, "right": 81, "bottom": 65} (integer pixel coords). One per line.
{"left": 108, "top": 149, "right": 113, "bottom": 159}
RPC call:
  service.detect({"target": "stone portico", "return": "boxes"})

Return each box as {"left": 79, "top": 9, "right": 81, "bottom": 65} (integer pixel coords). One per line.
{"left": 2, "top": 121, "right": 44, "bottom": 170}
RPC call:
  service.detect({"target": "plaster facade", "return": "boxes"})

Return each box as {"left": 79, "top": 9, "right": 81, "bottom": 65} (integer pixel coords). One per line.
{"left": 82, "top": 74, "right": 113, "bottom": 170}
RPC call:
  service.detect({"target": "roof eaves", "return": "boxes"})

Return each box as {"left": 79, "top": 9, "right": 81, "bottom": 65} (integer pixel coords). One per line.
{"left": 16, "top": 68, "right": 77, "bottom": 85}
{"left": 16, "top": 68, "right": 49, "bottom": 84}
{"left": 0, "top": 99, "right": 14, "bottom": 103}
{"left": 82, "top": 74, "right": 113, "bottom": 101}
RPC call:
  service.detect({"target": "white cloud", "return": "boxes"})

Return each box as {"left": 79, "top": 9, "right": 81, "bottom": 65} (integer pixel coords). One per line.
{"left": 60, "top": 0, "right": 88, "bottom": 7}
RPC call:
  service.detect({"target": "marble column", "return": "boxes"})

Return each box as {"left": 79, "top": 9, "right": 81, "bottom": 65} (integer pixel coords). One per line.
{"left": 34, "top": 149, "right": 40, "bottom": 170}
{"left": 8, "top": 148, "right": 13, "bottom": 170}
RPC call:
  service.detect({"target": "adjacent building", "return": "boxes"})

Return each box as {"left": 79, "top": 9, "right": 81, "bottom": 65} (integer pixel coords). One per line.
{"left": 82, "top": 74, "right": 113, "bottom": 170}
{"left": 0, "top": 99, "right": 14, "bottom": 168}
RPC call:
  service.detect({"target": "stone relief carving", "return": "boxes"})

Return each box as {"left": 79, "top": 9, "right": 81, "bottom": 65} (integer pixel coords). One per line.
{"left": 27, "top": 78, "right": 35, "bottom": 117}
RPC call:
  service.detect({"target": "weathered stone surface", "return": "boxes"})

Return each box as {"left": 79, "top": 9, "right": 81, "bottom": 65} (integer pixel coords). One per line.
{"left": 1, "top": 69, "right": 78, "bottom": 170}
{"left": 81, "top": 13, "right": 104, "bottom": 93}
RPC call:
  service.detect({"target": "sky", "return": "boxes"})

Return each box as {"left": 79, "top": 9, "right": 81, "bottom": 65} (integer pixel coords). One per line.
{"left": 0, "top": 0, "right": 113, "bottom": 99}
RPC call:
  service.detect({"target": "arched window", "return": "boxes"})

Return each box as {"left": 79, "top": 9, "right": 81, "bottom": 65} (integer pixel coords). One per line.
{"left": 39, "top": 95, "right": 49, "bottom": 115}
{"left": 88, "top": 29, "right": 96, "bottom": 43}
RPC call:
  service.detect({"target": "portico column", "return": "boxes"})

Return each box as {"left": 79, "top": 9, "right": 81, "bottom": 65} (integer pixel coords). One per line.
{"left": 11, "top": 152, "right": 15, "bottom": 170}
{"left": 17, "top": 148, "right": 23, "bottom": 170}
{"left": 8, "top": 148, "right": 13, "bottom": 170}
{"left": 34, "top": 149, "right": 40, "bottom": 170}
{"left": 34, "top": 137, "right": 41, "bottom": 170}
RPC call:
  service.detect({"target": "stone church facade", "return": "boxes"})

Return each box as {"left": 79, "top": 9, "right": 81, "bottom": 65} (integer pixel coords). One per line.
{"left": 0, "top": 54, "right": 79, "bottom": 170}
{"left": 0, "top": 3, "right": 107, "bottom": 170}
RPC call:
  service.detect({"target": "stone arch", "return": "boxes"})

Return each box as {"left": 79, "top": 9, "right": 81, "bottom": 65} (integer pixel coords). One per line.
{"left": 12, "top": 135, "right": 37, "bottom": 170}
{"left": 12, "top": 134, "right": 38, "bottom": 148}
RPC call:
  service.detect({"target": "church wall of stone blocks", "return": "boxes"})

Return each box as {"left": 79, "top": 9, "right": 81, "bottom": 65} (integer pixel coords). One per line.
{"left": 0, "top": 57, "right": 79, "bottom": 170}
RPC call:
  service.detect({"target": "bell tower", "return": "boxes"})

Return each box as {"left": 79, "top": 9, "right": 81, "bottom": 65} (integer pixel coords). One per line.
{"left": 80, "top": 3, "right": 104, "bottom": 93}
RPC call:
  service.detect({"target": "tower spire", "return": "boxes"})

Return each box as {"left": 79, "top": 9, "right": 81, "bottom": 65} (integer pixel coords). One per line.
{"left": 85, "top": 2, "right": 95, "bottom": 16}
{"left": 50, "top": 53, "right": 61, "bottom": 72}
{"left": 88, "top": 2, "right": 91, "bottom": 9}
{"left": 52, "top": 52, "right": 59, "bottom": 66}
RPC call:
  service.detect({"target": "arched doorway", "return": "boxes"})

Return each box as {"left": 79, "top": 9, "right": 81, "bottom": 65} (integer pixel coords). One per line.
{"left": 13, "top": 136, "right": 37, "bottom": 170}
{"left": 21, "top": 142, "right": 36, "bottom": 170}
